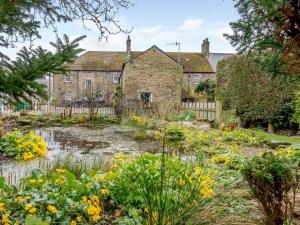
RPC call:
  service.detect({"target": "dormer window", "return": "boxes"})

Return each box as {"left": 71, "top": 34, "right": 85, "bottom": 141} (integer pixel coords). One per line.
{"left": 64, "top": 73, "right": 71, "bottom": 82}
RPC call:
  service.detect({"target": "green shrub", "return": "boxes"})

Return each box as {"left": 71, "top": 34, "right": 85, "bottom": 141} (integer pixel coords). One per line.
{"left": 0, "top": 169, "right": 111, "bottom": 224}
{"left": 168, "top": 111, "right": 196, "bottom": 122}
{"left": 293, "top": 90, "right": 300, "bottom": 126}
{"left": 156, "top": 124, "right": 186, "bottom": 149}
{"left": 222, "top": 129, "right": 266, "bottom": 145}
{"left": 0, "top": 130, "right": 47, "bottom": 160}
{"left": 241, "top": 152, "right": 298, "bottom": 225}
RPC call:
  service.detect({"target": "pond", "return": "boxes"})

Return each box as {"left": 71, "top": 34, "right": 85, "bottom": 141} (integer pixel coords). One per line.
{"left": 0, "top": 125, "right": 161, "bottom": 185}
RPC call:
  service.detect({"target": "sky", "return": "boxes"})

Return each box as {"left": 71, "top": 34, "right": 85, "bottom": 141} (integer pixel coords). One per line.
{"left": 5, "top": 0, "right": 239, "bottom": 58}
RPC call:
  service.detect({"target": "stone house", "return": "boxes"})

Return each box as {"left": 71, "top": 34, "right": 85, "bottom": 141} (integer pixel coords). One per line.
{"left": 52, "top": 36, "right": 230, "bottom": 107}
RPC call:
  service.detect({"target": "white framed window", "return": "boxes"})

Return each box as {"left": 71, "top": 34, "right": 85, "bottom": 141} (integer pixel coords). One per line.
{"left": 112, "top": 74, "right": 119, "bottom": 84}
{"left": 64, "top": 92, "right": 72, "bottom": 101}
{"left": 193, "top": 75, "right": 201, "bottom": 85}
{"left": 140, "top": 92, "right": 152, "bottom": 103}
{"left": 85, "top": 80, "right": 92, "bottom": 92}
{"left": 64, "top": 73, "right": 71, "bottom": 82}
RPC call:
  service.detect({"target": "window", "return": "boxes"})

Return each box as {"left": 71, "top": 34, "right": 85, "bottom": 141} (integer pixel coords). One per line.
{"left": 140, "top": 92, "right": 152, "bottom": 104}
{"left": 64, "top": 73, "right": 71, "bottom": 82}
{"left": 64, "top": 92, "right": 72, "bottom": 101}
{"left": 112, "top": 74, "right": 119, "bottom": 84}
{"left": 85, "top": 80, "right": 92, "bottom": 92}
{"left": 193, "top": 75, "right": 201, "bottom": 85}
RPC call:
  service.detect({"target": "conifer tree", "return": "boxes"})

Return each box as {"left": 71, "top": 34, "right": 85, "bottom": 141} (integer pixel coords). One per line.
{"left": 0, "top": 0, "right": 133, "bottom": 102}
{"left": 225, "top": 0, "right": 300, "bottom": 77}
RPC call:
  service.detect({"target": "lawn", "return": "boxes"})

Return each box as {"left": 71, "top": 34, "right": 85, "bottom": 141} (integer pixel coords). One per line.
{"left": 254, "top": 130, "right": 300, "bottom": 145}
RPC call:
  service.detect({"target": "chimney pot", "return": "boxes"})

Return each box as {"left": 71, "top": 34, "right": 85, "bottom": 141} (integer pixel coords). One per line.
{"left": 126, "top": 36, "right": 131, "bottom": 56}
{"left": 201, "top": 38, "right": 210, "bottom": 56}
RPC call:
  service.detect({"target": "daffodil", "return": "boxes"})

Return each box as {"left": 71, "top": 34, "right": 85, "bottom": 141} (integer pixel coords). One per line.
{"left": 100, "top": 189, "right": 109, "bottom": 195}
{"left": 16, "top": 197, "right": 23, "bottom": 205}
{"left": 0, "top": 202, "right": 5, "bottom": 212}
{"left": 29, "top": 207, "right": 37, "bottom": 214}
{"left": 25, "top": 203, "right": 33, "bottom": 211}
{"left": 47, "top": 205, "right": 58, "bottom": 214}
{"left": 1, "top": 213, "right": 10, "bottom": 223}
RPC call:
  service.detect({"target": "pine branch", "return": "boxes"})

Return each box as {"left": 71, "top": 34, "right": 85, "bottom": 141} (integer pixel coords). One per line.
{"left": 0, "top": 35, "right": 86, "bottom": 103}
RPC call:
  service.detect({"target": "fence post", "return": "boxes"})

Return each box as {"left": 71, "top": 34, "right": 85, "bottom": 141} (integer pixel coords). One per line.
{"left": 215, "top": 100, "right": 222, "bottom": 128}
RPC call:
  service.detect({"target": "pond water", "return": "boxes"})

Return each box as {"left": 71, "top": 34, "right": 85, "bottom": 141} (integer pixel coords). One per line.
{"left": 0, "top": 125, "right": 153, "bottom": 185}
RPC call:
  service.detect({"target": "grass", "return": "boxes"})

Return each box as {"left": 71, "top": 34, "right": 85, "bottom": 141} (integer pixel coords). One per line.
{"left": 255, "top": 130, "right": 300, "bottom": 145}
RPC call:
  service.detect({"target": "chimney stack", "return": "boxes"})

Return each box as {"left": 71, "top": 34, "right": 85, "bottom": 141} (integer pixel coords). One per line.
{"left": 201, "top": 38, "right": 210, "bottom": 56}
{"left": 126, "top": 36, "right": 131, "bottom": 56}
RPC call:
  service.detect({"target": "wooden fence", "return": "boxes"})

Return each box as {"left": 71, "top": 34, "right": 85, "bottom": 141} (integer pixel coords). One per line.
{"left": 0, "top": 104, "right": 115, "bottom": 116}
{"left": 123, "top": 101, "right": 217, "bottom": 121}
{"left": 180, "top": 101, "right": 216, "bottom": 121}
{"left": 124, "top": 102, "right": 159, "bottom": 117}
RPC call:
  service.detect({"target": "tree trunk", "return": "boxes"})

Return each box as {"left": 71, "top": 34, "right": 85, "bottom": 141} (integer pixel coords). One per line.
{"left": 268, "top": 120, "right": 275, "bottom": 133}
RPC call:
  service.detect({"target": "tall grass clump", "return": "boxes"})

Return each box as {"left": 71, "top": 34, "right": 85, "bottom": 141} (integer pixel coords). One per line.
{"left": 105, "top": 128, "right": 218, "bottom": 225}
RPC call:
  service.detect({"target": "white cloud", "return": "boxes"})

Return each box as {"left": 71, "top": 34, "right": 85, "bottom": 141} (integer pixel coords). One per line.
{"left": 4, "top": 17, "right": 236, "bottom": 59}
{"left": 179, "top": 18, "right": 203, "bottom": 32}
{"left": 209, "top": 24, "right": 233, "bottom": 40}
{"left": 134, "top": 25, "right": 164, "bottom": 38}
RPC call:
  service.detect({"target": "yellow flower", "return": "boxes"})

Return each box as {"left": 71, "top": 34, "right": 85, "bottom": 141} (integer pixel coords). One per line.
{"left": 29, "top": 207, "right": 37, "bottom": 214}
{"left": 47, "top": 205, "right": 58, "bottom": 214}
{"left": 200, "top": 175, "right": 215, "bottom": 186}
{"left": 200, "top": 186, "right": 214, "bottom": 198}
{"left": 86, "top": 182, "right": 93, "bottom": 189}
{"left": 0, "top": 202, "right": 5, "bottom": 212}
{"left": 91, "top": 195, "right": 99, "bottom": 204}
{"left": 25, "top": 203, "right": 33, "bottom": 211}
{"left": 55, "top": 168, "right": 66, "bottom": 173}
{"left": 14, "top": 220, "right": 20, "bottom": 225}
{"left": 144, "top": 207, "right": 149, "bottom": 213}
{"left": 1, "top": 213, "right": 10, "bottom": 223}
{"left": 22, "top": 152, "right": 34, "bottom": 161}
{"left": 111, "top": 164, "right": 119, "bottom": 169}
{"left": 70, "top": 220, "right": 77, "bottom": 225}
{"left": 194, "top": 166, "right": 202, "bottom": 176}
{"left": 81, "top": 196, "right": 88, "bottom": 204}
{"left": 100, "top": 189, "right": 109, "bottom": 196}
{"left": 87, "top": 205, "right": 101, "bottom": 216}
{"left": 38, "top": 178, "right": 43, "bottom": 183}
{"left": 179, "top": 178, "right": 186, "bottom": 186}
{"left": 114, "top": 153, "right": 125, "bottom": 159}
{"left": 94, "top": 174, "right": 106, "bottom": 183}
{"left": 16, "top": 197, "right": 23, "bottom": 205}
{"left": 29, "top": 179, "right": 36, "bottom": 184}
{"left": 76, "top": 216, "right": 81, "bottom": 222}
{"left": 91, "top": 214, "right": 101, "bottom": 222}
{"left": 24, "top": 196, "right": 31, "bottom": 200}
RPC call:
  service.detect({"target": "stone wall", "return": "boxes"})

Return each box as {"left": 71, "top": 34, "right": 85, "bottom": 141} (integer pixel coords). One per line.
{"left": 52, "top": 71, "right": 121, "bottom": 105}
{"left": 122, "top": 47, "right": 183, "bottom": 111}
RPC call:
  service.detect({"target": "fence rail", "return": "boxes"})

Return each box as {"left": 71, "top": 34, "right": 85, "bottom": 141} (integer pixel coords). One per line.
{"left": 181, "top": 101, "right": 216, "bottom": 110}
{"left": 0, "top": 104, "right": 115, "bottom": 116}
{"left": 181, "top": 101, "right": 216, "bottom": 121}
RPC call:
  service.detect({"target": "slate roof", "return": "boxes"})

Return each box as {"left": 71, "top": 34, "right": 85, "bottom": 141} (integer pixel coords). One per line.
{"left": 207, "top": 53, "right": 235, "bottom": 72}
{"left": 67, "top": 49, "right": 214, "bottom": 73}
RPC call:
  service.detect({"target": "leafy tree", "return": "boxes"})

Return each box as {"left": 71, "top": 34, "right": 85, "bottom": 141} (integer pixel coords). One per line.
{"left": 217, "top": 55, "right": 297, "bottom": 132}
{"left": 194, "top": 79, "right": 216, "bottom": 101}
{"left": 292, "top": 91, "right": 300, "bottom": 125}
{"left": 225, "top": 0, "right": 300, "bottom": 77}
{"left": 0, "top": 0, "right": 133, "bottom": 102}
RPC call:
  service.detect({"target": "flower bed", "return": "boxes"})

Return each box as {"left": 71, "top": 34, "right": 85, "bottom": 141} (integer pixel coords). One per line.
{"left": 0, "top": 153, "right": 217, "bottom": 225}
{"left": 0, "top": 130, "right": 47, "bottom": 160}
